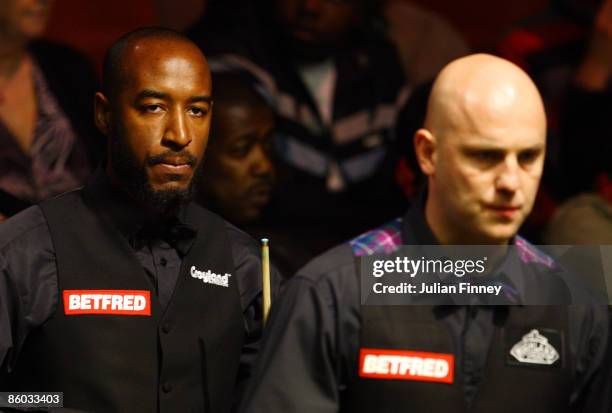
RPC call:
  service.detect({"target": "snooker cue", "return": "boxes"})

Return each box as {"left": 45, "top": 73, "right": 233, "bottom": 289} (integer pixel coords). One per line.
{"left": 261, "top": 238, "right": 271, "bottom": 325}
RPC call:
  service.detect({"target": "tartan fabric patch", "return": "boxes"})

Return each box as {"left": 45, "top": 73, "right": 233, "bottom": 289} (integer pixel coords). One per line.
{"left": 349, "top": 218, "right": 403, "bottom": 257}
{"left": 515, "top": 236, "right": 555, "bottom": 269}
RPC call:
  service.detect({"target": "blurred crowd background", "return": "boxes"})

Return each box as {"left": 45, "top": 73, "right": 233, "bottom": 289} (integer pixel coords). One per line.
{"left": 1, "top": 0, "right": 610, "bottom": 276}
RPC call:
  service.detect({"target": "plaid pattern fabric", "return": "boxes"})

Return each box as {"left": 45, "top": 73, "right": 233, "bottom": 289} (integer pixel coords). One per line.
{"left": 350, "top": 219, "right": 554, "bottom": 264}
{"left": 349, "top": 217, "right": 555, "bottom": 274}
{"left": 349, "top": 217, "right": 403, "bottom": 257}
{"left": 515, "top": 236, "right": 556, "bottom": 269}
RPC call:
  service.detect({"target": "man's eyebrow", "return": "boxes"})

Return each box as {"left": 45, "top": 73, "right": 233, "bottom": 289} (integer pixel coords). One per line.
{"left": 521, "top": 144, "right": 545, "bottom": 151}
{"left": 188, "top": 95, "right": 213, "bottom": 104}
{"left": 461, "top": 143, "right": 505, "bottom": 151}
{"left": 136, "top": 89, "right": 169, "bottom": 100}
{"left": 461, "top": 143, "right": 545, "bottom": 152}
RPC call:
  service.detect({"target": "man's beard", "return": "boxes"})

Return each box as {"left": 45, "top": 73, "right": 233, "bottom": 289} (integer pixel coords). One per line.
{"left": 110, "top": 134, "right": 202, "bottom": 213}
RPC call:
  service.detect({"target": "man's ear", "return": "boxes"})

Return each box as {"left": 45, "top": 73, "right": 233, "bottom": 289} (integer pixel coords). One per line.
{"left": 94, "top": 92, "right": 111, "bottom": 136}
{"left": 414, "top": 128, "right": 437, "bottom": 176}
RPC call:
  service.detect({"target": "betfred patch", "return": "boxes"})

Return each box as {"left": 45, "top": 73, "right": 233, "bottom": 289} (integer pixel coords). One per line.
{"left": 359, "top": 348, "right": 454, "bottom": 384}
{"left": 63, "top": 290, "right": 151, "bottom": 316}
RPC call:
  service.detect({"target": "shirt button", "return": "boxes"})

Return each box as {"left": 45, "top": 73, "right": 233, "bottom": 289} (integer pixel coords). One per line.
{"left": 162, "top": 382, "right": 172, "bottom": 393}
{"left": 160, "top": 257, "right": 168, "bottom": 266}
{"left": 162, "top": 322, "right": 172, "bottom": 334}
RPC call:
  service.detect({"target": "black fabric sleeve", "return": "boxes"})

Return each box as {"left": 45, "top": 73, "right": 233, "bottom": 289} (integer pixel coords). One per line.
{"left": 569, "top": 304, "right": 612, "bottom": 413}
{"left": 238, "top": 245, "right": 360, "bottom": 413}
{"left": 0, "top": 207, "right": 58, "bottom": 381}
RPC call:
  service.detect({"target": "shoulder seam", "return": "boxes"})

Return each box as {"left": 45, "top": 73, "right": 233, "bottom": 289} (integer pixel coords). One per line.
{"left": 0, "top": 221, "right": 49, "bottom": 253}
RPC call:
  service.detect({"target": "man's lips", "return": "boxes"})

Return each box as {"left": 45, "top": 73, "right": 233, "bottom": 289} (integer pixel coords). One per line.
{"left": 485, "top": 204, "right": 522, "bottom": 218}
{"left": 153, "top": 163, "right": 191, "bottom": 173}
{"left": 149, "top": 157, "right": 194, "bottom": 175}
{"left": 246, "top": 183, "right": 273, "bottom": 205}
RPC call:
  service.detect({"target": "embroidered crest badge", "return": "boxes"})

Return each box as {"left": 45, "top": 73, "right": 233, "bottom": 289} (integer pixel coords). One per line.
{"left": 510, "top": 329, "right": 560, "bottom": 365}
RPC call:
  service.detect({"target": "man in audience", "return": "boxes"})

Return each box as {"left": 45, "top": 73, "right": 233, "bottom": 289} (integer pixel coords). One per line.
{"left": 197, "top": 72, "right": 309, "bottom": 276}
{"left": 188, "top": 0, "right": 411, "bottom": 257}
{"left": 197, "top": 72, "right": 276, "bottom": 227}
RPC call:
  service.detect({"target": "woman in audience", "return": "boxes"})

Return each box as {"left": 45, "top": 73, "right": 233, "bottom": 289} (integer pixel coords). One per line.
{"left": 0, "top": 0, "right": 100, "bottom": 221}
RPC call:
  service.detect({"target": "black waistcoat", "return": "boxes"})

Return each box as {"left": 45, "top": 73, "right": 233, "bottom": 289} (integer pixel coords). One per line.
{"left": 341, "top": 304, "right": 573, "bottom": 413}
{"left": 11, "top": 189, "right": 244, "bottom": 413}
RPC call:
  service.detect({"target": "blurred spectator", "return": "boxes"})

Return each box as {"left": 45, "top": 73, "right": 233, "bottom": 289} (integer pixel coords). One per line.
{"left": 0, "top": 0, "right": 100, "bottom": 222}
{"left": 188, "top": 0, "right": 467, "bottom": 257}
{"left": 544, "top": 193, "right": 612, "bottom": 244}
{"left": 43, "top": 0, "right": 156, "bottom": 70}
{"left": 154, "top": 0, "right": 207, "bottom": 31}
{"left": 499, "top": 0, "right": 612, "bottom": 240}
{"left": 559, "top": 0, "right": 612, "bottom": 197}
{"left": 196, "top": 72, "right": 310, "bottom": 276}
{"left": 384, "top": 0, "right": 469, "bottom": 85}
{"left": 197, "top": 73, "right": 276, "bottom": 227}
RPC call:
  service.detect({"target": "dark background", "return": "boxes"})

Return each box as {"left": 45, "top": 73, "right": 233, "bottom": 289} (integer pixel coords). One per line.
{"left": 43, "top": 0, "right": 551, "bottom": 72}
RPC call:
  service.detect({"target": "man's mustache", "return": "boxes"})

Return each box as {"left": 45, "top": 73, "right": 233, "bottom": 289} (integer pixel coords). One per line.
{"left": 146, "top": 150, "right": 197, "bottom": 167}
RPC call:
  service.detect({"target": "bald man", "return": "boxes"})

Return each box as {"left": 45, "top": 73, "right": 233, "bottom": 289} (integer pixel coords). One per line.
{"left": 238, "top": 54, "right": 610, "bottom": 412}
{"left": 0, "top": 28, "right": 279, "bottom": 412}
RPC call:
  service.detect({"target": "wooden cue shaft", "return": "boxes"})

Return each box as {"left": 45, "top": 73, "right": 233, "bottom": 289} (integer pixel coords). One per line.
{"left": 261, "top": 238, "right": 271, "bottom": 325}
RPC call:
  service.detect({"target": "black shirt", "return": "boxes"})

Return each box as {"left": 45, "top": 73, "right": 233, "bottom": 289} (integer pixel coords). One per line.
{"left": 0, "top": 173, "right": 281, "bottom": 402}
{"left": 238, "top": 201, "right": 610, "bottom": 412}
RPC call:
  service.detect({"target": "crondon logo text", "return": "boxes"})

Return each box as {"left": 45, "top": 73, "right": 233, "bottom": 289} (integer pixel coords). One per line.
{"left": 190, "top": 266, "right": 231, "bottom": 288}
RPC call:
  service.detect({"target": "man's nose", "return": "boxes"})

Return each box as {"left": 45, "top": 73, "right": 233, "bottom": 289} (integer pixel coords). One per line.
{"left": 162, "top": 109, "right": 191, "bottom": 149}
{"left": 495, "top": 156, "right": 520, "bottom": 193}
{"left": 251, "top": 145, "right": 275, "bottom": 178}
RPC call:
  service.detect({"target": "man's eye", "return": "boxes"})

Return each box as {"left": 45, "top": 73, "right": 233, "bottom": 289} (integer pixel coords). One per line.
{"left": 188, "top": 106, "right": 208, "bottom": 117}
{"left": 230, "top": 143, "right": 251, "bottom": 158}
{"left": 143, "top": 104, "right": 163, "bottom": 113}
{"left": 474, "top": 151, "right": 502, "bottom": 162}
{"left": 518, "top": 150, "right": 539, "bottom": 164}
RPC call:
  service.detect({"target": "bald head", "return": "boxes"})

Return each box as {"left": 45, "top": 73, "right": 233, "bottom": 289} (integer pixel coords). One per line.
{"left": 414, "top": 54, "right": 547, "bottom": 245}
{"left": 102, "top": 27, "right": 210, "bottom": 101}
{"left": 424, "top": 53, "right": 546, "bottom": 139}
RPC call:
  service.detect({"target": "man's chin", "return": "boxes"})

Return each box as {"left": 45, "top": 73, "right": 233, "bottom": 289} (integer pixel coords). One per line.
{"left": 149, "top": 180, "right": 191, "bottom": 193}
{"left": 136, "top": 180, "right": 195, "bottom": 213}
{"left": 478, "top": 223, "right": 521, "bottom": 245}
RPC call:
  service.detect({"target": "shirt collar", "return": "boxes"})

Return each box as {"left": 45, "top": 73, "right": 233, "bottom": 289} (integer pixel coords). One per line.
{"left": 400, "top": 190, "right": 525, "bottom": 306}
{"left": 401, "top": 191, "right": 439, "bottom": 246}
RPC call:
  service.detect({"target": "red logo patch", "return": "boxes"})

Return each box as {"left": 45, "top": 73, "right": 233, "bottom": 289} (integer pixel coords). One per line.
{"left": 63, "top": 290, "right": 151, "bottom": 316}
{"left": 359, "top": 348, "right": 454, "bottom": 384}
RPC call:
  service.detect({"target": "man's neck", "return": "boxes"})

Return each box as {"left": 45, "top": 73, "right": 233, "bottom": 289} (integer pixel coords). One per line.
{"left": 420, "top": 194, "right": 513, "bottom": 276}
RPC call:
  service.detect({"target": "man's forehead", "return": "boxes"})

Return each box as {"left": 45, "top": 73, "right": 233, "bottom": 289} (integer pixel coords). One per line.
{"left": 120, "top": 39, "right": 210, "bottom": 91}
{"left": 218, "top": 105, "right": 274, "bottom": 133}
{"left": 441, "top": 95, "right": 545, "bottom": 146}
{"left": 452, "top": 129, "right": 545, "bottom": 151}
